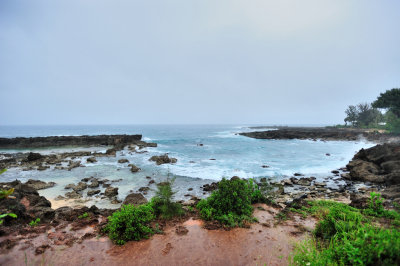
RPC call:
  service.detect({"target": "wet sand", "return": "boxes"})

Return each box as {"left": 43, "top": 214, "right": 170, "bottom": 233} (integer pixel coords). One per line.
{"left": 0, "top": 204, "right": 316, "bottom": 266}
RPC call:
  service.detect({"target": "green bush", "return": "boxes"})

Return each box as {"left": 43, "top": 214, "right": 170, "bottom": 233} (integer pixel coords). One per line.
{"left": 197, "top": 178, "right": 255, "bottom": 227}
{"left": 151, "top": 178, "right": 183, "bottom": 219}
{"left": 105, "top": 204, "right": 155, "bottom": 245}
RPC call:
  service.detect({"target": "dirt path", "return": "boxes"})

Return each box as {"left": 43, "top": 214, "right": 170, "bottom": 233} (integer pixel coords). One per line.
{"left": 0, "top": 204, "right": 316, "bottom": 266}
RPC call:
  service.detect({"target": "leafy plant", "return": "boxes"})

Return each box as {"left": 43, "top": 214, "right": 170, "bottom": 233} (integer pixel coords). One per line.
{"left": 0, "top": 188, "right": 15, "bottom": 199}
{"left": 29, "top": 218, "right": 41, "bottom": 227}
{"left": 78, "top": 212, "right": 89, "bottom": 219}
{"left": 151, "top": 178, "right": 183, "bottom": 219}
{"left": 104, "top": 204, "right": 155, "bottom": 245}
{"left": 0, "top": 169, "right": 6, "bottom": 175}
{"left": 197, "top": 177, "right": 255, "bottom": 227}
{"left": 368, "top": 192, "right": 384, "bottom": 214}
{"left": 0, "top": 213, "right": 17, "bottom": 225}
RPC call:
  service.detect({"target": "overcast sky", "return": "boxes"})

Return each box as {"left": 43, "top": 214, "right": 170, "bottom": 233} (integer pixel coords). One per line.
{"left": 1, "top": 0, "right": 399, "bottom": 125}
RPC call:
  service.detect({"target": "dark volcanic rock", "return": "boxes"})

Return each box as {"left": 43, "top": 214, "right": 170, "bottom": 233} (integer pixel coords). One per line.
{"left": 106, "top": 148, "right": 117, "bottom": 156}
{"left": 347, "top": 143, "right": 400, "bottom": 185}
{"left": 105, "top": 187, "right": 118, "bottom": 198}
{"left": 149, "top": 154, "right": 177, "bottom": 165}
{"left": 88, "top": 180, "right": 99, "bottom": 188}
{"left": 345, "top": 143, "right": 400, "bottom": 204}
{"left": 129, "top": 164, "right": 140, "bottom": 173}
{"left": 73, "top": 182, "right": 87, "bottom": 192}
{"left": 118, "top": 159, "right": 129, "bottom": 163}
{"left": 0, "top": 180, "right": 54, "bottom": 224}
{"left": 349, "top": 193, "right": 370, "bottom": 209}
{"left": 27, "top": 152, "right": 43, "bottom": 161}
{"left": 65, "top": 191, "right": 82, "bottom": 199}
{"left": 87, "top": 190, "right": 100, "bottom": 196}
{"left": 202, "top": 182, "right": 218, "bottom": 192}
{"left": 0, "top": 134, "right": 142, "bottom": 149}
{"left": 239, "top": 127, "right": 399, "bottom": 142}
{"left": 86, "top": 157, "right": 97, "bottom": 163}
{"left": 122, "top": 193, "right": 148, "bottom": 205}
{"left": 24, "top": 179, "right": 56, "bottom": 190}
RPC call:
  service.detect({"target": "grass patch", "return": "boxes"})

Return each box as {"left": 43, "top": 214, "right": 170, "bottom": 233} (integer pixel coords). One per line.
{"left": 289, "top": 194, "right": 400, "bottom": 265}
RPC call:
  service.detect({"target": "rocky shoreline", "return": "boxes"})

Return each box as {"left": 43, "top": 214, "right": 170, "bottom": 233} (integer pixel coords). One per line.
{"left": 0, "top": 131, "right": 399, "bottom": 262}
{"left": 239, "top": 127, "right": 400, "bottom": 143}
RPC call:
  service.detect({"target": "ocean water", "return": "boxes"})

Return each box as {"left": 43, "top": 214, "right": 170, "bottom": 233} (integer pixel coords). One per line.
{"left": 0, "top": 125, "right": 374, "bottom": 208}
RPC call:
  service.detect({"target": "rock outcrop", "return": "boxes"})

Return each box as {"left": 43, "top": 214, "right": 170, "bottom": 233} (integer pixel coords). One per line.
{"left": 122, "top": 193, "right": 148, "bottom": 205}
{"left": 24, "top": 179, "right": 56, "bottom": 190}
{"left": 346, "top": 143, "right": 400, "bottom": 203}
{"left": 0, "top": 134, "right": 143, "bottom": 149}
{"left": 239, "top": 127, "right": 400, "bottom": 142}
{"left": 0, "top": 181, "right": 55, "bottom": 224}
{"left": 149, "top": 154, "right": 177, "bottom": 165}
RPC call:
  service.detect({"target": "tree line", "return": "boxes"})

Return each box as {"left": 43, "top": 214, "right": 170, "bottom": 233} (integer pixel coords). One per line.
{"left": 343, "top": 88, "right": 400, "bottom": 134}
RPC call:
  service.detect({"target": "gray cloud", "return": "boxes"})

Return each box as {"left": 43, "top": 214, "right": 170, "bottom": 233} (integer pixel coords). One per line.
{"left": 1, "top": 0, "right": 399, "bottom": 125}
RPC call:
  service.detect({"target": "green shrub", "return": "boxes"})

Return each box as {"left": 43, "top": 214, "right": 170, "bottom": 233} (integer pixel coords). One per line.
{"left": 313, "top": 203, "right": 363, "bottom": 240}
{"left": 290, "top": 199, "right": 400, "bottom": 265}
{"left": 104, "top": 204, "right": 155, "bottom": 245}
{"left": 151, "top": 178, "right": 183, "bottom": 219}
{"left": 368, "top": 192, "right": 384, "bottom": 214}
{"left": 197, "top": 178, "right": 255, "bottom": 227}
{"left": 362, "top": 192, "right": 400, "bottom": 224}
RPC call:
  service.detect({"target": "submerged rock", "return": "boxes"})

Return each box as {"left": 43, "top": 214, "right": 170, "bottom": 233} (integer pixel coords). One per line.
{"left": 118, "top": 159, "right": 129, "bottom": 163}
{"left": 129, "top": 164, "right": 140, "bottom": 173}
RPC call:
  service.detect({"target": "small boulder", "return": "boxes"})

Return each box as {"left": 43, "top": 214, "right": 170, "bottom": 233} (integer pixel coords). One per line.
{"left": 106, "top": 148, "right": 116, "bottom": 156}
{"left": 138, "top": 187, "right": 150, "bottom": 192}
{"left": 122, "top": 193, "right": 148, "bottom": 205}
{"left": 118, "top": 159, "right": 129, "bottom": 163}
{"left": 87, "top": 190, "right": 100, "bottom": 196}
{"left": 88, "top": 180, "right": 99, "bottom": 188}
{"left": 25, "top": 179, "right": 56, "bottom": 190}
{"left": 27, "top": 152, "right": 43, "bottom": 162}
{"left": 297, "top": 178, "right": 311, "bottom": 186}
{"left": 86, "top": 157, "right": 97, "bottom": 163}
{"left": 105, "top": 187, "right": 118, "bottom": 198}
{"left": 149, "top": 154, "right": 177, "bottom": 165}
{"left": 65, "top": 191, "right": 81, "bottom": 199}
{"left": 73, "top": 182, "right": 87, "bottom": 192}
{"left": 129, "top": 164, "right": 140, "bottom": 173}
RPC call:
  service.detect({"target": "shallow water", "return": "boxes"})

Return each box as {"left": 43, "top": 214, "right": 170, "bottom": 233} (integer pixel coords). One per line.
{"left": 0, "top": 125, "right": 374, "bottom": 208}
